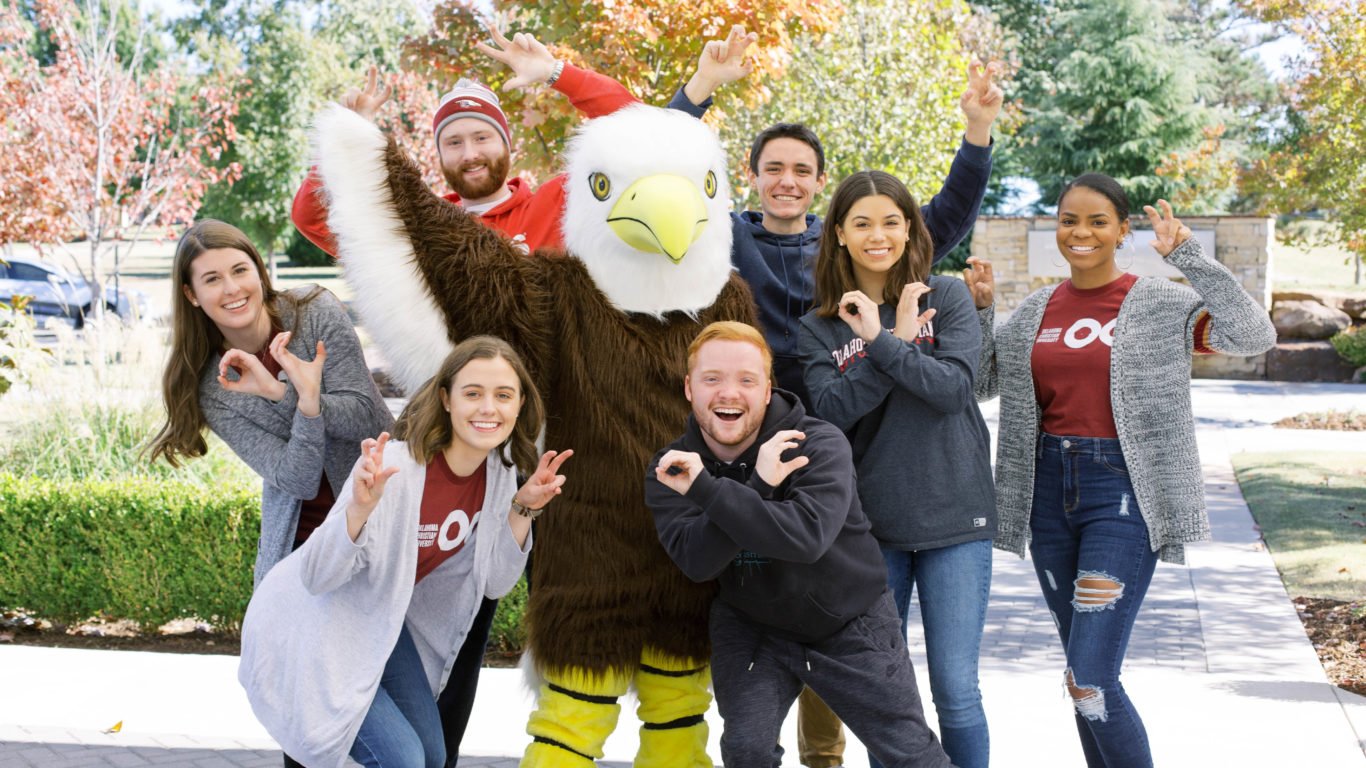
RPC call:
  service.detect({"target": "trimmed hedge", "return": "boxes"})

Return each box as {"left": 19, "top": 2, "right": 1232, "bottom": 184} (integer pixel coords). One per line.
{"left": 0, "top": 474, "right": 260, "bottom": 630}
{"left": 0, "top": 473, "right": 530, "bottom": 654}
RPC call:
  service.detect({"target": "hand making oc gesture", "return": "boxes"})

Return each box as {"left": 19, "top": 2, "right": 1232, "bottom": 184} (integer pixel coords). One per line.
{"left": 960, "top": 60, "right": 1004, "bottom": 147}
{"left": 837, "top": 290, "right": 884, "bottom": 343}
{"left": 475, "top": 24, "right": 559, "bottom": 91}
{"left": 893, "top": 282, "right": 936, "bottom": 343}
{"left": 1143, "top": 199, "right": 1191, "bottom": 258}
{"left": 514, "top": 449, "right": 575, "bottom": 512}
{"left": 755, "top": 429, "right": 810, "bottom": 488}
{"left": 962, "top": 257, "right": 995, "bottom": 310}
{"left": 684, "top": 25, "right": 759, "bottom": 104}
{"left": 340, "top": 66, "right": 391, "bottom": 123}
{"left": 346, "top": 432, "right": 401, "bottom": 541}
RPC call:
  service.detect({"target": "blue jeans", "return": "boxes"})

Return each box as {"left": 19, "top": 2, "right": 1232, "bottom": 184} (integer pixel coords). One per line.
{"left": 869, "top": 539, "right": 993, "bottom": 768}
{"left": 350, "top": 625, "right": 446, "bottom": 768}
{"left": 1030, "top": 433, "right": 1159, "bottom": 768}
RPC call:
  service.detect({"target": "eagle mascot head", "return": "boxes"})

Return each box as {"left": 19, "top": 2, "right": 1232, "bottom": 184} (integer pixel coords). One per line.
{"left": 560, "top": 104, "right": 734, "bottom": 317}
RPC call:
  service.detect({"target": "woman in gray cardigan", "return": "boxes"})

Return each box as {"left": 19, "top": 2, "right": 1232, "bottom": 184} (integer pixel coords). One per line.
{"left": 149, "top": 219, "right": 394, "bottom": 586}
{"left": 968, "top": 174, "right": 1276, "bottom": 767}
{"left": 238, "top": 336, "right": 572, "bottom": 768}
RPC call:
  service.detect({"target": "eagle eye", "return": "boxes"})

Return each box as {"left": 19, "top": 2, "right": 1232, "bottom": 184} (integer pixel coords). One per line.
{"left": 704, "top": 171, "right": 717, "bottom": 198}
{"left": 588, "top": 172, "right": 611, "bottom": 201}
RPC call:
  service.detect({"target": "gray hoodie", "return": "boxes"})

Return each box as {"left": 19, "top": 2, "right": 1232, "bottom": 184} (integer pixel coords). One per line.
{"left": 798, "top": 275, "right": 996, "bottom": 550}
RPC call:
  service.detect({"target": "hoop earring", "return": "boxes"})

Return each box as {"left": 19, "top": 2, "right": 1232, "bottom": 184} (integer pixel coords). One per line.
{"left": 1117, "top": 235, "right": 1134, "bottom": 270}
{"left": 1051, "top": 250, "right": 1067, "bottom": 269}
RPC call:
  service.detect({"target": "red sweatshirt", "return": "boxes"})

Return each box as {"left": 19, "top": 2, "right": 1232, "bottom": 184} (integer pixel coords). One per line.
{"left": 290, "top": 64, "right": 638, "bottom": 255}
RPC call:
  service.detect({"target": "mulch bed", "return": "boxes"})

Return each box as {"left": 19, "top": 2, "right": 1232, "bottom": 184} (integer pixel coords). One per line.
{"left": 1294, "top": 598, "right": 1366, "bottom": 697}
{"left": 1275, "top": 410, "right": 1365, "bottom": 431}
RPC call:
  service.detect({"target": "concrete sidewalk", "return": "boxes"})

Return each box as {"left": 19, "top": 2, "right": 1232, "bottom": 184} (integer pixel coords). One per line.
{"left": 2, "top": 381, "right": 1363, "bottom": 767}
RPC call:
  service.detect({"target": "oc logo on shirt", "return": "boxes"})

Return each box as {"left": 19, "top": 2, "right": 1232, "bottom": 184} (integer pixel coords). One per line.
{"left": 418, "top": 508, "right": 481, "bottom": 552}
{"left": 1039, "top": 318, "right": 1117, "bottom": 349}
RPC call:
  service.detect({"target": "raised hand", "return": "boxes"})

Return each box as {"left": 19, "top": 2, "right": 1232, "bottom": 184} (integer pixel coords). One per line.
{"left": 340, "top": 66, "right": 391, "bottom": 122}
{"left": 684, "top": 25, "right": 758, "bottom": 104}
{"left": 515, "top": 449, "right": 575, "bottom": 511}
{"left": 347, "top": 433, "right": 400, "bottom": 540}
{"left": 1143, "top": 199, "right": 1191, "bottom": 258}
{"left": 837, "top": 290, "right": 884, "bottom": 343}
{"left": 893, "top": 282, "right": 937, "bottom": 343}
{"left": 218, "top": 348, "right": 286, "bottom": 402}
{"left": 963, "top": 257, "right": 995, "bottom": 309}
{"left": 960, "top": 60, "right": 1004, "bottom": 146}
{"left": 475, "top": 24, "right": 557, "bottom": 91}
{"left": 755, "top": 430, "right": 810, "bottom": 488}
{"left": 270, "top": 332, "right": 326, "bottom": 418}
{"left": 655, "top": 450, "right": 705, "bottom": 496}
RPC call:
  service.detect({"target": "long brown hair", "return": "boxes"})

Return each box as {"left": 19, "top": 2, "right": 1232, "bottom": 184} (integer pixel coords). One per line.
{"left": 813, "top": 170, "right": 933, "bottom": 317}
{"left": 393, "top": 336, "right": 544, "bottom": 476}
{"left": 147, "top": 219, "right": 291, "bottom": 467}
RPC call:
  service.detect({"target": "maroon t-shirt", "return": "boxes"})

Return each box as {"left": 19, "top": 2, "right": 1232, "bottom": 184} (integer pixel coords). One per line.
{"left": 1032, "top": 274, "right": 1138, "bottom": 438}
{"left": 253, "top": 338, "right": 333, "bottom": 546}
{"left": 414, "top": 453, "right": 486, "bottom": 584}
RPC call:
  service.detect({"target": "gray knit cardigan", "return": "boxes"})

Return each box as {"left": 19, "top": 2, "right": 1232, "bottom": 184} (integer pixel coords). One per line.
{"left": 977, "top": 239, "right": 1276, "bottom": 564}
{"left": 198, "top": 287, "right": 394, "bottom": 585}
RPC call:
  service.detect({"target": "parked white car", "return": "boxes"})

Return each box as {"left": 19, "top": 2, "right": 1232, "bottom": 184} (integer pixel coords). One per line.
{"left": 0, "top": 255, "right": 150, "bottom": 328}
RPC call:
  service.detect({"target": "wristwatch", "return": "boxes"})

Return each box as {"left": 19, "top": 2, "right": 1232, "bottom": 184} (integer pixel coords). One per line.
{"left": 511, "top": 497, "right": 545, "bottom": 520}
{"left": 546, "top": 59, "right": 565, "bottom": 87}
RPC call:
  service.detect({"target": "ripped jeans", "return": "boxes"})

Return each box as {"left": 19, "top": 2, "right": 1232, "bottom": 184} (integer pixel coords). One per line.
{"left": 1029, "top": 433, "right": 1159, "bottom": 768}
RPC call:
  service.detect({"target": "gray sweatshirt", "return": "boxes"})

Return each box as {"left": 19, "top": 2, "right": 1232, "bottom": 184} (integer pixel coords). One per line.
{"left": 799, "top": 275, "right": 996, "bottom": 551}
{"left": 976, "top": 238, "right": 1277, "bottom": 563}
{"left": 237, "top": 446, "right": 530, "bottom": 768}
{"left": 197, "top": 287, "right": 393, "bottom": 585}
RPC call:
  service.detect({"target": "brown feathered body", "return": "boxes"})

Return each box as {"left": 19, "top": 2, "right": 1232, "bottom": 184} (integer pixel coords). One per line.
{"left": 381, "top": 140, "right": 757, "bottom": 673}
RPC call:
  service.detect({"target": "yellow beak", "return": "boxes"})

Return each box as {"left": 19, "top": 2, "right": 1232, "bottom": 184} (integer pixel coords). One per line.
{"left": 606, "top": 174, "right": 709, "bottom": 264}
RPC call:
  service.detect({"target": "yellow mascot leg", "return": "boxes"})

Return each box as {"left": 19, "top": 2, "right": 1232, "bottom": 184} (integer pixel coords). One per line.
{"left": 633, "top": 647, "right": 713, "bottom": 768}
{"left": 522, "top": 666, "right": 632, "bottom": 768}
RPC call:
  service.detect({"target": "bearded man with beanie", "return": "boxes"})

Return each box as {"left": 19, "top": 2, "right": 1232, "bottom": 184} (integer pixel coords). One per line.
{"left": 291, "top": 26, "right": 638, "bottom": 256}
{"left": 646, "top": 322, "right": 954, "bottom": 768}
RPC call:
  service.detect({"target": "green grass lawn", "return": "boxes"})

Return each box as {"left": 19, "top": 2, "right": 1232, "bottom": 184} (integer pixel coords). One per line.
{"left": 1272, "top": 221, "right": 1364, "bottom": 293}
{"left": 1232, "top": 451, "right": 1366, "bottom": 601}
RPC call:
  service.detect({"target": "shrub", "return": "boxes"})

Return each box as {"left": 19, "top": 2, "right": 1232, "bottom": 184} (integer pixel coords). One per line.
{"left": 285, "top": 229, "right": 333, "bottom": 267}
{"left": 489, "top": 576, "right": 528, "bottom": 654}
{"left": 1330, "top": 325, "right": 1366, "bottom": 368}
{"left": 0, "top": 474, "right": 260, "bottom": 630}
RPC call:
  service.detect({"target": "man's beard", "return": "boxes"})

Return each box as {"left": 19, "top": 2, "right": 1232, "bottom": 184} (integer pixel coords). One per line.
{"left": 443, "top": 151, "right": 511, "bottom": 201}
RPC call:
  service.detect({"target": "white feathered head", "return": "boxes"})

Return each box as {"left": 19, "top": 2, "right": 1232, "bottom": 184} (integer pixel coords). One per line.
{"left": 561, "top": 104, "right": 735, "bottom": 317}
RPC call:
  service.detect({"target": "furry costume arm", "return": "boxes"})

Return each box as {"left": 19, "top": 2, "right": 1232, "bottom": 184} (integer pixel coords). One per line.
{"left": 313, "top": 105, "right": 554, "bottom": 394}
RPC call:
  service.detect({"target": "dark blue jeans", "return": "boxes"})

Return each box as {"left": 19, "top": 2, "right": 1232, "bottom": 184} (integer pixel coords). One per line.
{"left": 350, "top": 625, "right": 446, "bottom": 768}
{"left": 871, "top": 540, "right": 992, "bottom": 768}
{"left": 1030, "top": 433, "right": 1158, "bottom": 768}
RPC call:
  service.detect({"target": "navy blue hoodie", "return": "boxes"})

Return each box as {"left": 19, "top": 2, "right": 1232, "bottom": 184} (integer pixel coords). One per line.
{"left": 668, "top": 88, "right": 993, "bottom": 408}
{"left": 646, "top": 390, "right": 888, "bottom": 643}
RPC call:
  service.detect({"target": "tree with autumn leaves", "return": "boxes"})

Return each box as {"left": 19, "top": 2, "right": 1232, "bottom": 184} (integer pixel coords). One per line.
{"left": 1240, "top": 0, "right": 1365, "bottom": 284}
{"left": 0, "top": 0, "right": 239, "bottom": 323}
{"left": 404, "top": 0, "right": 845, "bottom": 183}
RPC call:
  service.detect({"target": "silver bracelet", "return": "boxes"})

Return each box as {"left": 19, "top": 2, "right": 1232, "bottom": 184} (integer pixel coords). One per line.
{"left": 546, "top": 59, "right": 565, "bottom": 87}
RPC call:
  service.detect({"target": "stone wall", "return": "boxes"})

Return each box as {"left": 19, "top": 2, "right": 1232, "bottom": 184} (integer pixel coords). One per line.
{"left": 970, "top": 216, "right": 1274, "bottom": 379}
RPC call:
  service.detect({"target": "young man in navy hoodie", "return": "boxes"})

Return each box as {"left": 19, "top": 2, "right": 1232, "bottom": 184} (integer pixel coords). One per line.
{"left": 668, "top": 27, "right": 1002, "bottom": 409}
{"left": 646, "top": 322, "right": 954, "bottom": 768}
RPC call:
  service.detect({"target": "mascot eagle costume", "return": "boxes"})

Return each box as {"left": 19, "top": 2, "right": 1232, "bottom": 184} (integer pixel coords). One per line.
{"left": 313, "top": 101, "right": 757, "bottom": 766}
